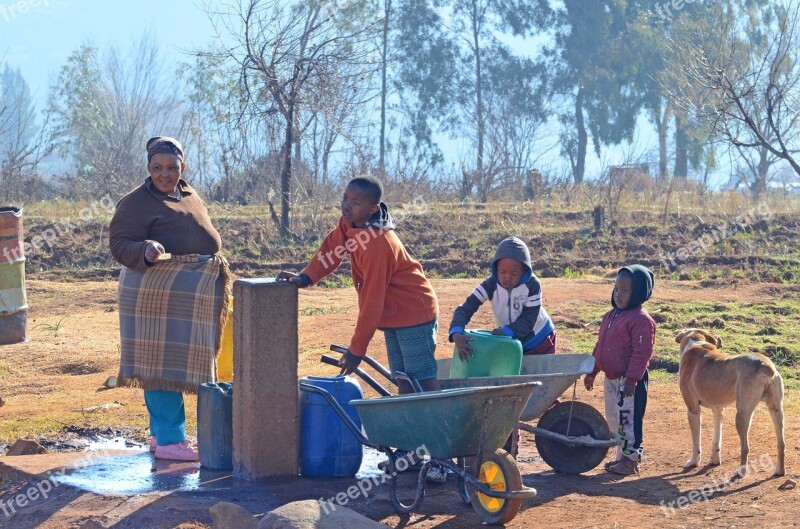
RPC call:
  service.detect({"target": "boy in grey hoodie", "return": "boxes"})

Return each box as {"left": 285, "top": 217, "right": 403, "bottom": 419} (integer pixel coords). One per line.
{"left": 449, "top": 236, "right": 556, "bottom": 358}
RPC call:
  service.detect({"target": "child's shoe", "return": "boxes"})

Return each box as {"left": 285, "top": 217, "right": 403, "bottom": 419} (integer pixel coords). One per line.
{"left": 154, "top": 440, "right": 199, "bottom": 461}
{"left": 608, "top": 457, "right": 639, "bottom": 475}
{"left": 425, "top": 464, "right": 448, "bottom": 484}
{"left": 150, "top": 436, "right": 157, "bottom": 452}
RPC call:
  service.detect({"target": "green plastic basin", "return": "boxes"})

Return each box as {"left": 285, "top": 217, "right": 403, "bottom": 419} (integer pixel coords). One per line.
{"left": 449, "top": 329, "right": 522, "bottom": 378}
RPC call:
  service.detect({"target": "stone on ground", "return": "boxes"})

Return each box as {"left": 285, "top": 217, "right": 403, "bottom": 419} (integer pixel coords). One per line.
{"left": 210, "top": 501, "right": 258, "bottom": 529}
{"left": 257, "top": 499, "right": 389, "bottom": 529}
{"left": 76, "top": 519, "right": 108, "bottom": 528}
{"left": 6, "top": 439, "right": 47, "bottom": 456}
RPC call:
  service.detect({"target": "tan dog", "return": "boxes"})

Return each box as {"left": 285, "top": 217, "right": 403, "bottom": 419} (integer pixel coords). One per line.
{"left": 676, "top": 328, "right": 785, "bottom": 477}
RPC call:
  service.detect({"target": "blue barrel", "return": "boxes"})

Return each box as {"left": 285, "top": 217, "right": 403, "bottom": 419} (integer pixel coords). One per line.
{"left": 197, "top": 382, "right": 233, "bottom": 470}
{"left": 299, "top": 375, "right": 364, "bottom": 477}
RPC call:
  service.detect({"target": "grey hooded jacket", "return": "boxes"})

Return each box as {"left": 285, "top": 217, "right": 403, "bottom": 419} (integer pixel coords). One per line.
{"left": 448, "top": 237, "right": 555, "bottom": 351}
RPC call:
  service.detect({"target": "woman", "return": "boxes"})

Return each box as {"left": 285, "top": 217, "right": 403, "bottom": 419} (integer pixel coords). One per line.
{"left": 109, "top": 136, "right": 231, "bottom": 461}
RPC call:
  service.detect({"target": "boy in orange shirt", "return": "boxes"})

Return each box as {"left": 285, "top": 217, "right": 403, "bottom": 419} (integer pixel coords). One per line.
{"left": 278, "top": 176, "right": 441, "bottom": 394}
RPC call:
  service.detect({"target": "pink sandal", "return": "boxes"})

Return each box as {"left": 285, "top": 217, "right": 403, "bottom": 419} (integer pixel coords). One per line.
{"left": 154, "top": 440, "right": 199, "bottom": 461}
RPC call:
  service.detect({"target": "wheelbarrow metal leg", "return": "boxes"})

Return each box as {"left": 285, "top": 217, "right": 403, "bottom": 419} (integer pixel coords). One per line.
{"left": 456, "top": 457, "right": 471, "bottom": 505}
{"left": 519, "top": 423, "right": 619, "bottom": 448}
{"left": 387, "top": 456, "right": 430, "bottom": 514}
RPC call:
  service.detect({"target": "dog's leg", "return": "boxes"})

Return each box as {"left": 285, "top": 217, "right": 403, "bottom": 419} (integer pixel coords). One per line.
{"left": 765, "top": 376, "right": 786, "bottom": 476}
{"left": 685, "top": 405, "right": 701, "bottom": 468}
{"left": 734, "top": 396, "right": 759, "bottom": 478}
{"left": 709, "top": 407, "right": 723, "bottom": 466}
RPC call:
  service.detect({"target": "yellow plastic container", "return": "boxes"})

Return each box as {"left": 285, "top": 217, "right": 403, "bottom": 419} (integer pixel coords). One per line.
{"left": 0, "top": 206, "right": 27, "bottom": 345}
{"left": 217, "top": 299, "right": 234, "bottom": 382}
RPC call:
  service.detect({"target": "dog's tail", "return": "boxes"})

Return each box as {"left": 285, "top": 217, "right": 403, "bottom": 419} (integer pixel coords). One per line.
{"left": 757, "top": 361, "right": 777, "bottom": 378}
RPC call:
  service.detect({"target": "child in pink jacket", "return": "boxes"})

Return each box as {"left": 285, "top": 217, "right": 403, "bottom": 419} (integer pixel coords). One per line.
{"left": 583, "top": 264, "right": 656, "bottom": 475}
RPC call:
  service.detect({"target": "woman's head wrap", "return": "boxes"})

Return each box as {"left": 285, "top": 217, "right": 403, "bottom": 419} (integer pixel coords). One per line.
{"left": 146, "top": 136, "right": 184, "bottom": 162}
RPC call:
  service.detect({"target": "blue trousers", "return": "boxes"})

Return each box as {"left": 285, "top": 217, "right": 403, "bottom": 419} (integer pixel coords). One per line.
{"left": 144, "top": 390, "right": 186, "bottom": 446}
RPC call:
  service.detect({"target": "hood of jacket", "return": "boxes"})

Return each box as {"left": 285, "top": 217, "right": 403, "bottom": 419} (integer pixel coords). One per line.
{"left": 612, "top": 264, "right": 654, "bottom": 309}
{"left": 361, "top": 202, "right": 395, "bottom": 230}
{"left": 491, "top": 236, "right": 532, "bottom": 287}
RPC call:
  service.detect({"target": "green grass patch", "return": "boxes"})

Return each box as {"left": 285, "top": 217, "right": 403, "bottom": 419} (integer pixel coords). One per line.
{"left": 0, "top": 412, "right": 116, "bottom": 445}
{"left": 299, "top": 305, "right": 347, "bottom": 316}
{"left": 315, "top": 274, "right": 354, "bottom": 289}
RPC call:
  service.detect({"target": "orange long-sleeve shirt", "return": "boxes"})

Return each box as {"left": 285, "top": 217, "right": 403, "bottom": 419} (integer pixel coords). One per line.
{"left": 301, "top": 217, "right": 438, "bottom": 357}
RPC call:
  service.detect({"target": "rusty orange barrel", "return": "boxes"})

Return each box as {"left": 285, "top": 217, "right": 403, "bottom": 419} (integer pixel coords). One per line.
{"left": 0, "top": 206, "right": 27, "bottom": 344}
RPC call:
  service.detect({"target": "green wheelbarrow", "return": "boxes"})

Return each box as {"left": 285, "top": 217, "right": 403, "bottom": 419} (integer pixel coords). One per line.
{"left": 298, "top": 380, "right": 540, "bottom": 525}
{"left": 324, "top": 347, "right": 619, "bottom": 475}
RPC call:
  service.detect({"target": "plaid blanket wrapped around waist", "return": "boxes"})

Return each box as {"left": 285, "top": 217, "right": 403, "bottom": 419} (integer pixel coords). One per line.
{"left": 117, "top": 254, "right": 232, "bottom": 393}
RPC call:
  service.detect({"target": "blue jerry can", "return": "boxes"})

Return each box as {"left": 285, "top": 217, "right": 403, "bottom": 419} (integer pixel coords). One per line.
{"left": 299, "top": 375, "right": 364, "bottom": 477}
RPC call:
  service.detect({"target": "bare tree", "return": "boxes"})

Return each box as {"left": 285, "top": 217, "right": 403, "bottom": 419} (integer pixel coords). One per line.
{"left": 182, "top": 52, "right": 283, "bottom": 201}
{"left": 378, "top": 0, "right": 392, "bottom": 175}
{"left": 479, "top": 67, "right": 553, "bottom": 202}
{"left": 206, "top": 0, "right": 378, "bottom": 237}
{"left": 0, "top": 64, "right": 51, "bottom": 201}
{"left": 663, "top": 1, "right": 800, "bottom": 199}
{"left": 46, "top": 36, "right": 185, "bottom": 198}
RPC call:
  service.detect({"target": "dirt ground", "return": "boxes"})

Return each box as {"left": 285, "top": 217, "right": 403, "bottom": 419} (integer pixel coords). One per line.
{"left": 0, "top": 277, "right": 798, "bottom": 528}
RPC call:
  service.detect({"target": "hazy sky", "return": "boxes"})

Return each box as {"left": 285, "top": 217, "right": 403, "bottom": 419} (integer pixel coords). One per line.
{"left": 1, "top": 0, "right": 214, "bottom": 104}
{"left": 1, "top": 0, "right": 738, "bottom": 187}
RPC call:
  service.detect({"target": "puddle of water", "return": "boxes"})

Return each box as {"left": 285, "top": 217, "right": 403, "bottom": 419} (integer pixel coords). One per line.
{"left": 356, "top": 447, "right": 384, "bottom": 479}
{"left": 52, "top": 448, "right": 232, "bottom": 495}
{"left": 55, "top": 439, "right": 383, "bottom": 494}
{"left": 85, "top": 436, "right": 144, "bottom": 452}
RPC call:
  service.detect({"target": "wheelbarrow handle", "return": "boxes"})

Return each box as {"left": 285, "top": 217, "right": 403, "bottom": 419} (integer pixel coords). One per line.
{"left": 394, "top": 371, "right": 423, "bottom": 393}
{"left": 320, "top": 355, "right": 392, "bottom": 397}
{"left": 330, "top": 344, "right": 395, "bottom": 384}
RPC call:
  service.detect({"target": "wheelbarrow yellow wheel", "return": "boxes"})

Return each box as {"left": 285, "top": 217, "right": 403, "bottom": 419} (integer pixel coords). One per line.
{"left": 470, "top": 449, "right": 523, "bottom": 525}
